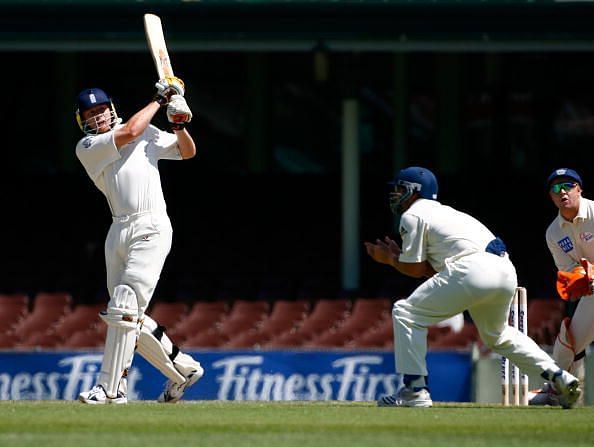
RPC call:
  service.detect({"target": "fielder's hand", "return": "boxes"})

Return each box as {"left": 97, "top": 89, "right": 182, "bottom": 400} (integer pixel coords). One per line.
{"left": 556, "top": 258, "right": 594, "bottom": 301}
{"left": 167, "top": 94, "right": 193, "bottom": 130}
{"left": 154, "top": 76, "right": 185, "bottom": 105}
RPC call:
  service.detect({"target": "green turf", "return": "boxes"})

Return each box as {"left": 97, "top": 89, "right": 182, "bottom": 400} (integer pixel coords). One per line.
{"left": 0, "top": 401, "right": 593, "bottom": 447}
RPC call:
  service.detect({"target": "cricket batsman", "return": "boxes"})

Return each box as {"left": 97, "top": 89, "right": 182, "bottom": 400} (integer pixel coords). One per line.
{"left": 74, "top": 78, "right": 203, "bottom": 404}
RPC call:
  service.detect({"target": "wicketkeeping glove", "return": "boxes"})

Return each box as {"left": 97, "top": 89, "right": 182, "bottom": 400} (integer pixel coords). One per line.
{"left": 556, "top": 258, "right": 594, "bottom": 301}
{"left": 167, "top": 94, "right": 193, "bottom": 130}
{"left": 153, "top": 76, "right": 185, "bottom": 106}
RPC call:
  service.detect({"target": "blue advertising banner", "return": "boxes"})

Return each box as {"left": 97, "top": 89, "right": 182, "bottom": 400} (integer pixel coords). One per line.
{"left": 0, "top": 350, "right": 472, "bottom": 402}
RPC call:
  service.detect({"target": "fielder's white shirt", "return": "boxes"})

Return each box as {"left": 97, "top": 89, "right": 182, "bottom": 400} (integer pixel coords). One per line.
{"left": 398, "top": 199, "right": 497, "bottom": 272}
{"left": 546, "top": 197, "right": 594, "bottom": 272}
{"left": 75, "top": 124, "right": 181, "bottom": 217}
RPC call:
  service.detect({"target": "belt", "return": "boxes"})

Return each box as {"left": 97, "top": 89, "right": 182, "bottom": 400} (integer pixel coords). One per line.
{"left": 112, "top": 210, "right": 153, "bottom": 223}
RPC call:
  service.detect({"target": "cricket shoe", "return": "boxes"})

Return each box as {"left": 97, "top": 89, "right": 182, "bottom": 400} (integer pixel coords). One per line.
{"left": 528, "top": 383, "right": 560, "bottom": 407}
{"left": 158, "top": 365, "right": 204, "bottom": 403}
{"left": 551, "top": 370, "right": 581, "bottom": 409}
{"left": 377, "top": 387, "right": 433, "bottom": 408}
{"left": 78, "top": 385, "right": 128, "bottom": 405}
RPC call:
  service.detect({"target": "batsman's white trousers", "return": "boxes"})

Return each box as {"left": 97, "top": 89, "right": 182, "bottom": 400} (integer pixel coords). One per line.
{"left": 393, "top": 251, "right": 559, "bottom": 377}
{"left": 105, "top": 212, "right": 173, "bottom": 315}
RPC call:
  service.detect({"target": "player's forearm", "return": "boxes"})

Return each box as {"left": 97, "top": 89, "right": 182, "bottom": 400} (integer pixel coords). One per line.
{"left": 115, "top": 102, "right": 161, "bottom": 148}
{"left": 175, "top": 129, "right": 196, "bottom": 159}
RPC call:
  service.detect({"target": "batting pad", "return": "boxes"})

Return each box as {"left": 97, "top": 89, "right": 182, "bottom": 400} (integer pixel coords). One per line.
{"left": 137, "top": 315, "right": 200, "bottom": 384}
{"left": 98, "top": 285, "right": 140, "bottom": 398}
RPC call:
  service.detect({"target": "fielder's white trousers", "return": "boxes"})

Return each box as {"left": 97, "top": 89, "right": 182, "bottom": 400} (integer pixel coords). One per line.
{"left": 393, "top": 251, "right": 559, "bottom": 377}
{"left": 105, "top": 212, "right": 173, "bottom": 315}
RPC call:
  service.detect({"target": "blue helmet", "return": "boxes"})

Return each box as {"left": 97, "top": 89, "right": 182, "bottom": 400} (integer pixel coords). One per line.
{"left": 75, "top": 88, "right": 119, "bottom": 135}
{"left": 389, "top": 166, "right": 438, "bottom": 213}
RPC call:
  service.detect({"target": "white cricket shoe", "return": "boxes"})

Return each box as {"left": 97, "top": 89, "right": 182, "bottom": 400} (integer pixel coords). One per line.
{"left": 158, "top": 365, "right": 204, "bottom": 403}
{"left": 551, "top": 370, "right": 581, "bottom": 409}
{"left": 78, "top": 385, "right": 128, "bottom": 405}
{"left": 377, "top": 387, "right": 433, "bottom": 408}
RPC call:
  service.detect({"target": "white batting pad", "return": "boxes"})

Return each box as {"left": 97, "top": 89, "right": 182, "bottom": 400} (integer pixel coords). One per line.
{"left": 137, "top": 315, "right": 201, "bottom": 384}
{"left": 97, "top": 285, "right": 140, "bottom": 398}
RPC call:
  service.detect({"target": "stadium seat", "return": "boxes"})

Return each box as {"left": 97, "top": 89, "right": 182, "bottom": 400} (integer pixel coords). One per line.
{"left": 168, "top": 300, "right": 229, "bottom": 341}
{"left": 348, "top": 316, "right": 393, "bottom": 348}
{"left": 290, "top": 298, "right": 350, "bottom": 341}
{"left": 257, "top": 299, "right": 310, "bottom": 336}
{"left": 222, "top": 300, "right": 311, "bottom": 348}
{"left": 61, "top": 327, "right": 105, "bottom": 349}
{"left": 51, "top": 303, "right": 103, "bottom": 340}
{"left": 10, "top": 292, "right": 72, "bottom": 342}
{"left": 430, "top": 322, "right": 479, "bottom": 349}
{"left": 0, "top": 293, "right": 30, "bottom": 334}
{"left": 216, "top": 299, "right": 270, "bottom": 338}
{"left": 147, "top": 301, "right": 188, "bottom": 329}
{"left": 181, "top": 329, "right": 228, "bottom": 348}
{"left": 262, "top": 330, "right": 308, "bottom": 348}
{"left": 306, "top": 298, "right": 391, "bottom": 347}
{"left": 0, "top": 332, "right": 21, "bottom": 348}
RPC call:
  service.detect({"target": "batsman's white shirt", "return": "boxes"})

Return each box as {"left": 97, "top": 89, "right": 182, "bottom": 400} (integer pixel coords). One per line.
{"left": 75, "top": 124, "right": 181, "bottom": 216}
{"left": 545, "top": 197, "right": 594, "bottom": 365}
{"left": 393, "top": 199, "right": 558, "bottom": 377}
{"left": 76, "top": 125, "right": 182, "bottom": 313}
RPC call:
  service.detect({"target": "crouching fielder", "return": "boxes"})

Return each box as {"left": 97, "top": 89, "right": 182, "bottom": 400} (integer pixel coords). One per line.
{"left": 74, "top": 79, "right": 202, "bottom": 404}
{"left": 530, "top": 168, "right": 594, "bottom": 406}
{"left": 365, "top": 166, "right": 581, "bottom": 408}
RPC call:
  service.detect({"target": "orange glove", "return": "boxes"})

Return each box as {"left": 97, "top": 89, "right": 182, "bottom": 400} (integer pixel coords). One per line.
{"left": 556, "top": 258, "right": 594, "bottom": 301}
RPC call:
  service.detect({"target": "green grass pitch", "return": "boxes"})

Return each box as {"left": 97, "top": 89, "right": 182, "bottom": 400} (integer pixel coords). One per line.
{"left": 1, "top": 401, "right": 593, "bottom": 447}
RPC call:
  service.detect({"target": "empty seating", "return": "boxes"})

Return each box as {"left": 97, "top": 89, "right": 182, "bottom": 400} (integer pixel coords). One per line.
{"left": 52, "top": 303, "right": 103, "bottom": 340}
{"left": 8, "top": 292, "right": 72, "bottom": 344}
{"left": 348, "top": 316, "right": 393, "bottom": 348}
{"left": 168, "top": 301, "right": 229, "bottom": 342}
{"left": 305, "top": 298, "right": 391, "bottom": 347}
{"left": 147, "top": 301, "right": 189, "bottom": 329}
{"left": 224, "top": 300, "right": 310, "bottom": 348}
{"left": 429, "top": 322, "right": 479, "bottom": 349}
{"left": 216, "top": 299, "right": 270, "bottom": 336}
{"left": 0, "top": 293, "right": 30, "bottom": 333}
{"left": 61, "top": 326, "right": 105, "bottom": 349}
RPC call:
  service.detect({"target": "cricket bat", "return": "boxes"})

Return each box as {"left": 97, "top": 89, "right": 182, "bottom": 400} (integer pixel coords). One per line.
{"left": 144, "top": 13, "right": 174, "bottom": 79}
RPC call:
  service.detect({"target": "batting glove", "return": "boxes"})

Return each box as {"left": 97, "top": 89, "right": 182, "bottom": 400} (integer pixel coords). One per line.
{"left": 154, "top": 76, "right": 185, "bottom": 105}
{"left": 167, "top": 94, "right": 193, "bottom": 130}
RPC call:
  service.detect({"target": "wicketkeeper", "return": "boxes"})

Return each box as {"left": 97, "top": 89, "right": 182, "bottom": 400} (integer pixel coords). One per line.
{"left": 530, "top": 168, "right": 594, "bottom": 406}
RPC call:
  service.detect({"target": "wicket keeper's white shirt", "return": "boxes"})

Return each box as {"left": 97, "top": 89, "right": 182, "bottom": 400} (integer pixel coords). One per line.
{"left": 399, "top": 199, "right": 497, "bottom": 272}
{"left": 75, "top": 124, "right": 181, "bottom": 217}
{"left": 546, "top": 197, "right": 594, "bottom": 272}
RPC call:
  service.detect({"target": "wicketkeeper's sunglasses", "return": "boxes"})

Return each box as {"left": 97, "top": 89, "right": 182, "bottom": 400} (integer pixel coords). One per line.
{"left": 550, "top": 182, "right": 577, "bottom": 194}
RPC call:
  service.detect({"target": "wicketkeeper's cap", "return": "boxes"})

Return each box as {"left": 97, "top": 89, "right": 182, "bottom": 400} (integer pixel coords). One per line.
{"left": 76, "top": 88, "right": 111, "bottom": 114}
{"left": 547, "top": 168, "right": 583, "bottom": 188}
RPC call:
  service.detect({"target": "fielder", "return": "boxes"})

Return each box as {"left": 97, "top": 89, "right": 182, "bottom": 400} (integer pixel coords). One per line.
{"left": 365, "top": 166, "right": 581, "bottom": 408}
{"left": 75, "top": 78, "right": 203, "bottom": 404}
{"left": 530, "top": 168, "right": 594, "bottom": 406}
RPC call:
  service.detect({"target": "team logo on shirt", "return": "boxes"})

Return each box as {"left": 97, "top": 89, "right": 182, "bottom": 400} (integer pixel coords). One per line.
{"left": 558, "top": 236, "right": 574, "bottom": 253}
{"left": 82, "top": 137, "right": 93, "bottom": 148}
{"left": 580, "top": 232, "right": 594, "bottom": 243}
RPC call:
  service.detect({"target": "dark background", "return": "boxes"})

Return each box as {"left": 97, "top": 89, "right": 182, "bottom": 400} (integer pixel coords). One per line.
{"left": 2, "top": 1, "right": 594, "bottom": 304}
